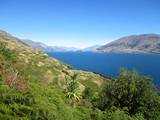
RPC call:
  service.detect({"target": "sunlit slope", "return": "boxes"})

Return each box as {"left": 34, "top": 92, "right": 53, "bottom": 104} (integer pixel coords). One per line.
{"left": 0, "top": 30, "right": 108, "bottom": 92}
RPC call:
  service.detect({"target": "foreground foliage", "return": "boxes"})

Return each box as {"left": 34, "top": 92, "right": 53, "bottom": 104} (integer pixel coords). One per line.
{"left": 0, "top": 40, "right": 160, "bottom": 120}
{"left": 93, "top": 69, "right": 160, "bottom": 120}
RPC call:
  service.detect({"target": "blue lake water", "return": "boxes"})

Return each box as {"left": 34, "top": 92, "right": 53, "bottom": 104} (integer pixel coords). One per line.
{"left": 48, "top": 52, "right": 160, "bottom": 84}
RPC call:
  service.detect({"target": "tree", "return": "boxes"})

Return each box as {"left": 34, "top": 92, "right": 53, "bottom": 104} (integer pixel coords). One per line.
{"left": 95, "top": 69, "right": 160, "bottom": 119}
{"left": 65, "top": 74, "right": 80, "bottom": 107}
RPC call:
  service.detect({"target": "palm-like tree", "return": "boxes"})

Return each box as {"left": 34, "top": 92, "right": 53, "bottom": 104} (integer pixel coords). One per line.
{"left": 65, "top": 74, "right": 80, "bottom": 107}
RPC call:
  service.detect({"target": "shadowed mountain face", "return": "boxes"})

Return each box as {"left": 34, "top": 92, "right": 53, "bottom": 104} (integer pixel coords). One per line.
{"left": 97, "top": 34, "right": 160, "bottom": 53}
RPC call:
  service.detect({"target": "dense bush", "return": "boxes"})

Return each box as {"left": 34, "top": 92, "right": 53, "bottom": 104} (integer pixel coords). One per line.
{"left": 0, "top": 41, "right": 17, "bottom": 62}
{"left": 93, "top": 69, "right": 160, "bottom": 120}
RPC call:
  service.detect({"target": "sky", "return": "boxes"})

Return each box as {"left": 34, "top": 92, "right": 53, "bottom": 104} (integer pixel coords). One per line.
{"left": 0, "top": 0, "right": 160, "bottom": 48}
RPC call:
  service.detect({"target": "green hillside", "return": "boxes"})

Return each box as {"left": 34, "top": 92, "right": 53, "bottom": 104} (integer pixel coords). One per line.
{"left": 0, "top": 31, "right": 160, "bottom": 120}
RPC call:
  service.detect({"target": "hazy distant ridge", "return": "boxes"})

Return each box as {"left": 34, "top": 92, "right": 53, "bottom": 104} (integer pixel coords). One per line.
{"left": 23, "top": 39, "right": 79, "bottom": 52}
{"left": 81, "top": 45, "right": 102, "bottom": 52}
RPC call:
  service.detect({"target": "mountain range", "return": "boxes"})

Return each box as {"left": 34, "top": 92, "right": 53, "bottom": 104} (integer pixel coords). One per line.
{"left": 97, "top": 34, "right": 160, "bottom": 53}
{"left": 23, "top": 39, "right": 79, "bottom": 52}
{"left": 23, "top": 34, "right": 160, "bottom": 54}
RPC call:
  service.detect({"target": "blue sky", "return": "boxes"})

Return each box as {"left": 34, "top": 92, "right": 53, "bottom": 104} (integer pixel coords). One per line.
{"left": 0, "top": 0, "right": 160, "bottom": 48}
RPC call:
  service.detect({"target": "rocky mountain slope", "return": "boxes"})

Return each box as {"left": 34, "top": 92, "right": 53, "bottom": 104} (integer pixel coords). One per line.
{"left": 97, "top": 34, "right": 160, "bottom": 53}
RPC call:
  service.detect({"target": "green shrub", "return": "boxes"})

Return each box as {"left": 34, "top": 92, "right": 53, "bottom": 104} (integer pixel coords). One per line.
{"left": 0, "top": 41, "right": 17, "bottom": 62}
{"left": 94, "top": 69, "right": 160, "bottom": 119}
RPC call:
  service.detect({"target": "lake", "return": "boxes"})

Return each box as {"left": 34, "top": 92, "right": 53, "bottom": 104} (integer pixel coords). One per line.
{"left": 47, "top": 52, "right": 160, "bottom": 84}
